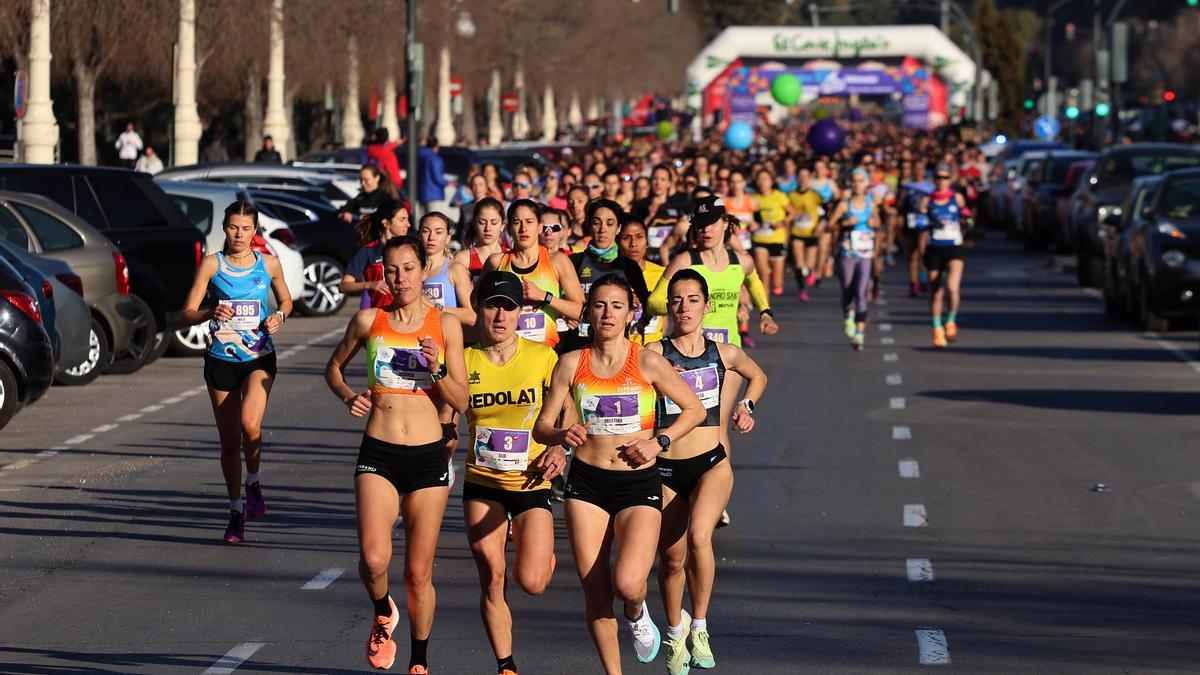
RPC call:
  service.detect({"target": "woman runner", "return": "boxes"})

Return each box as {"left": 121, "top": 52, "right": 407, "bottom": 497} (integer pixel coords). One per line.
{"left": 418, "top": 212, "right": 476, "bottom": 326}
{"left": 811, "top": 159, "right": 842, "bottom": 280}
{"left": 181, "top": 201, "right": 293, "bottom": 544}
{"left": 618, "top": 218, "right": 666, "bottom": 345}
{"left": 534, "top": 274, "right": 705, "bottom": 675}
{"left": 649, "top": 269, "right": 767, "bottom": 675}
{"left": 749, "top": 168, "right": 793, "bottom": 296}
{"left": 454, "top": 197, "right": 507, "bottom": 281}
{"left": 830, "top": 168, "right": 882, "bottom": 351}
{"left": 789, "top": 167, "right": 824, "bottom": 302}
{"left": 920, "top": 164, "right": 969, "bottom": 349}
{"left": 325, "top": 235, "right": 469, "bottom": 673}
{"left": 341, "top": 200, "right": 411, "bottom": 309}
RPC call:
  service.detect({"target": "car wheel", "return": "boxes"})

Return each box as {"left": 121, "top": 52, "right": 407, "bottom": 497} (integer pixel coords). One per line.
{"left": 299, "top": 255, "right": 347, "bottom": 317}
{"left": 55, "top": 317, "right": 110, "bottom": 386}
{"left": 169, "top": 324, "right": 208, "bottom": 357}
{"left": 105, "top": 294, "right": 159, "bottom": 375}
{"left": 1139, "top": 284, "right": 1170, "bottom": 333}
{"left": 0, "top": 359, "right": 18, "bottom": 430}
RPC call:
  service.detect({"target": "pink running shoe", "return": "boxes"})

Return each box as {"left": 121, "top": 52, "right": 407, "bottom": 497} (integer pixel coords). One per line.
{"left": 245, "top": 481, "right": 266, "bottom": 519}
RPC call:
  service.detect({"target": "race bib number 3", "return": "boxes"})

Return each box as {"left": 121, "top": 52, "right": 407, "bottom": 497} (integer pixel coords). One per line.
{"left": 373, "top": 347, "right": 431, "bottom": 390}
{"left": 221, "top": 300, "right": 261, "bottom": 330}
{"left": 517, "top": 310, "right": 547, "bottom": 341}
{"left": 665, "top": 365, "right": 719, "bottom": 414}
{"left": 581, "top": 393, "right": 641, "bottom": 435}
{"left": 474, "top": 427, "right": 531, "bottom": 471}
{"left": 701, "top": 328, "right": 730, "bottom": 344}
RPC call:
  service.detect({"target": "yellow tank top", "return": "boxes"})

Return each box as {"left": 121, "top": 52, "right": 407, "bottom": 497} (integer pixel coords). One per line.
{"left": 498, "top": 246, "right": 562, "bottom": 348}
{"left": 571, "top": 342, "right": 656, "bottom": 436}
{"left": 633, "top": 261, "right": 665, "bottom": 345}
{"left": 752, "top": 189, "right": 790, "bottom": 245}
{"left": 465, "top": 339, "right": 558, "bottom": 492}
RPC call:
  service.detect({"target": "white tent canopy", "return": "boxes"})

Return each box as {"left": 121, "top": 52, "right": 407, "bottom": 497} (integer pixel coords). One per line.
{"left": 685, "top": 25, "right": 985, "bottom": 111}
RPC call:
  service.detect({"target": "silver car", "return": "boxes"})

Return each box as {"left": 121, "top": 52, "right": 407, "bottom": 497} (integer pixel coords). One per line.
{"left": 156, "top": 163, "right": 359, "bottom": 209}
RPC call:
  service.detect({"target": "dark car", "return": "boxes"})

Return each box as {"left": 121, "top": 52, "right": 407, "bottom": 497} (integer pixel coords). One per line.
{"left": 1070, "top": 144, "right": 1200, "bottom": 287}
{"left": 1054, "top": 159, "right": 1096, "bottom": 251}
{"left": 473, "top": 147, "right": 552, "bottom": 178}
{"left": 248, "top": 189, "right": 357, "bottom": 316}
{"left": 1101, "top": 175, "right": 1163, "bottom": 324}
{"left": 0, "top": 166, "right": 204, "bottom": 373}
{"left": 1121, "top": 168, "right": 1200, "bottom": 331}
{"left": 1018, "top": 150, "right": 1096, "bottom": 249}
{"left": 0, "top": 257, "right": 54, "bottom": 430}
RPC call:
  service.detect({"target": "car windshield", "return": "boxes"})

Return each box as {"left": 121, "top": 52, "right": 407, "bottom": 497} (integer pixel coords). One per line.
{"left": 1157, "top": 177, "right": 1200, "bottom": 219}
{"left": 1101, "top": 152, "right": 1200, "bottom": 190}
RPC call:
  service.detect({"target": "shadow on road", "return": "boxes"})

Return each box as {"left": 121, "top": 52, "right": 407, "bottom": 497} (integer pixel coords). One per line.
{"left": 919, "top": 388, "right": 1196, "bottom": 415}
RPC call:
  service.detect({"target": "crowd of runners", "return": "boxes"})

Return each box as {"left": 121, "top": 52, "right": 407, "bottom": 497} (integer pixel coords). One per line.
{"left": 180, "top": 116, "right": 987, "bottom": 674}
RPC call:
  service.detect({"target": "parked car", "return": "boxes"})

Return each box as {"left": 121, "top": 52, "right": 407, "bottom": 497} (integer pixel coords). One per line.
{"left": 986, "top": 140, "right": 1066, "bottom": 228}
{"left": 248, "top": 188, "right": 357, "bottom": 317}
{"left": 157, "top": 180, "right": 306, "bottom": 355}
{"left": 1018, "top": 150, "right": 1096, "bottom": 248}
{"left": 0, "top": 191, "right": 136, "bottom": 384}
{"left": 1070, "top": 144, "right": 1200, "bottom": 287}
{"left": 0, "top": 241, "right": 91, "bottom": 384}
{"left": 1101, "top": 175, "right": 1163, "bottom": 323}
{"left": 1054, "top": 159, "right": 1096, "bottom": 252}
{"left": 1121, "top": 168, "right": 1200, "bottom": 331}
{"left": 0, "top": 166, "right": 204, "bottom": 373}
{"left": 0, "top": 257, "right": 54, "bottom": 429}
{"left": 0, "top": 243, "right": 59, "bottom": 364}
{"left": 158, "top": 163, "right": 359, "bottom": 209}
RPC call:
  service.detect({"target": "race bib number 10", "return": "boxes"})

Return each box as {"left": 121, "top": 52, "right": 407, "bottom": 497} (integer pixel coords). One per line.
{"left": 517, "top": 310, "right": 547, "bottom": 342}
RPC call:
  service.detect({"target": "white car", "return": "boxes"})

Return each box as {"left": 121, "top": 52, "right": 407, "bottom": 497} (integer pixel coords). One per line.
{"left": 156, "top": 179, "right": 306, "bottom": 356}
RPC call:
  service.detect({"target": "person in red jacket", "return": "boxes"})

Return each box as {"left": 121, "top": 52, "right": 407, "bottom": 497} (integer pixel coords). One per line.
{"left": 366, "top": 127, "right": 403, "bottom": 191}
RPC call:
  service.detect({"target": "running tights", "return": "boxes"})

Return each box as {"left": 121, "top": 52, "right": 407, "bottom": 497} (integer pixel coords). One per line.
{"left": 836, "top": 256, "right": 872, "bottom": 322}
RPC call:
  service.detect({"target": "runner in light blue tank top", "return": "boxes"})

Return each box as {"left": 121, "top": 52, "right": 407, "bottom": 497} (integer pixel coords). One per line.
{"left": 208, "top": 251, "right": 274, "bottom": 362}
{"left": 422, "top": 258, "right": 459, "bottom": 309}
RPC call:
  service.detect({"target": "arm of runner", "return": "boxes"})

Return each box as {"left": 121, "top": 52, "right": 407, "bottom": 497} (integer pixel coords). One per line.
{"left": 325, "top": 310, "right": 375, "bottom": 417}
{"left": 618, "top": 348, "right": 704, "bottom": 467}
{"left": 180, "top": 255, "right": 223, "bottom": 326}
{"left": 262, "top": 255, "right": 294, "bottom": 334}
{"left": 719, "top": 342, "right": 767, "bottom": 434}
{"left": 647, "top": 254, "right": 686, "bottom": 316}
{"left": 442, "top": 262, "right": 477, "bottom": 327}
{"left": 548, "top": 251, "right": 585, "bottom": 320}
{"left": 425, "top": 313, "right": 469, "bottom": 413}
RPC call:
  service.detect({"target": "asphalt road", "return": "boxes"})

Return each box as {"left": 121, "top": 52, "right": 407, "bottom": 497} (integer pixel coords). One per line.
{"left": 1, "top": 234, "right": 1198, "bottom": 674}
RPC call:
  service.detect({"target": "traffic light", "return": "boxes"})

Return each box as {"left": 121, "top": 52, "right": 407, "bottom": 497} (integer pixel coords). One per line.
{"left": 1163, "top": 90, "right": 1177, "bottom": 102}
{"left": 1095, "top": 102, "right": 1111, "bottom": 117}
{"left": 1189, "top": 0, "right": 1198, "bottom": 8}
{"left": 1023, "top": 98, "right": 1035, "bottom": 110}
{"left": 1065, "top": 105, "right": 1080, "bottom": 119}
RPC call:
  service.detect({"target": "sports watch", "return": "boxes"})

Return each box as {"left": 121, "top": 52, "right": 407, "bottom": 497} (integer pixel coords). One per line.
{"left": 738, "top": 399, "right": 755, "bottom": 414}
{"left": 656, "top": 434, "right": 672, "bottom": 452}
{"left": 430, "top": 362, "right": 448, "bottom": 382}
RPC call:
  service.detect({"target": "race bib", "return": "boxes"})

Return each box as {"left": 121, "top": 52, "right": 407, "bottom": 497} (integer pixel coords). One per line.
{"left": 580, "top": 394, "right": 641, "bottom": 435}
{"left": 642, "top": 315, "right": 660, "bottom": 334}
{"left": 736, "top": 229, "right": 752, "bottom": 251}
{"left": 221, "top": 300, "right": 261, "bottom": 331}
{"left": 473, "top": 426, "right": 531, "bottom": 471}
{"left": 932, "top": 221, "right": 963, "bottom": 246}
{"left": 701, "top": 327, "right": 730, "bottom": 344}
{"left": 648, "top": 225, "right": 673, "bottom": 248}
{"left": 422, "top": 282, "right": 446, "bottom": 308}
{"left": 850, "top": 230, "right": 876, "bottom": 257}
{"left": 373, "top": 347, "right": 431, "bottom": 390}
{"left": 791, "top": 215, "right": 815, "bottom": 237}
{"left": 516, "top": 310, "right": 547, "bottom": 342}
{"left": 664, "top": 365, "right": 719, "bottom": 414}
{"left": 906, "top": 213, "right": 929, "bottom": 230}
{"left": 555, "top": 317, "right": 570, "bottom": 332}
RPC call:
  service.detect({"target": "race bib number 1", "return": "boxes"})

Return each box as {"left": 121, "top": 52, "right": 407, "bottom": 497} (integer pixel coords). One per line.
{"left": 422, "top": 282, "right": 446, "bottom": 308}
{"left": 581, "top": 394, "right": 641, "bottom": 435}
{"left": 850, "top": 230, "right": 876, "bottom": 257}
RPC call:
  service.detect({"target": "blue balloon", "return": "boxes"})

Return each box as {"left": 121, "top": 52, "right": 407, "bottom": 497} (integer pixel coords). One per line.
{"left": 807, "top": 119, "right": 845, "bottom": 157}
{"left": 724, "top": 121, "right": 754, "bottom": 151}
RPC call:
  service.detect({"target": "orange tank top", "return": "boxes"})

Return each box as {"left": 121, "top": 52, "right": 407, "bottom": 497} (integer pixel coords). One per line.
{"left": 571, "top": 342, "right": 657, "bottom": 435}
{"left": 365, "top": 307, "right": 446, "bottom": 397}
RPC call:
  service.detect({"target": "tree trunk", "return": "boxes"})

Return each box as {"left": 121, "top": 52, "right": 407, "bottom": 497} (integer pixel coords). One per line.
{"left": 284, "top": 83, "right": 298, "bottom": 160}
{"left": 74, "top": 61, "right": 97, "bottom": 166}
{"left": 243, "top": 69, "right": 263, "bottom": 161}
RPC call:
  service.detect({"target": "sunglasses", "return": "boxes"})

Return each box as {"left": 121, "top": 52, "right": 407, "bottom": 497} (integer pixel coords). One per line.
{"left": 936, "top": 175, "right": 951, "bottom": 180}
{"left": 515, "top": 182, "right": 530, "bottom": 189}
{"left": 542, "top": 223, "right": 564, "bottom": 233}
{"left": 587, "top": 183, "right": 602, "bottom": 190}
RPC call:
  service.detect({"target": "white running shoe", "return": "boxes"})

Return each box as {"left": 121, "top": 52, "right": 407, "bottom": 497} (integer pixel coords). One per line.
{"left": 626, "top": 603, "right": 662, "bottom": 663}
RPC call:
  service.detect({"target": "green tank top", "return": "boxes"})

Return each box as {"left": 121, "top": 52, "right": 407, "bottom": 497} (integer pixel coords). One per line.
{"left": 688, "top": 248, "right": 745, "bottom": 347}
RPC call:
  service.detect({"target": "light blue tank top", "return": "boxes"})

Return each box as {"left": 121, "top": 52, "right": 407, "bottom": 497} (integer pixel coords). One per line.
{"left": 207, "top": 252, "right": 274, "bottom": 362}
{"left": 813, "top": 179, "right": 835, "bottom": 203}
{"left": 422, "top": 258, "right": 458, "bottom": 309}
{"left": 839, "top": 195, "right": 876, "bottom": 260}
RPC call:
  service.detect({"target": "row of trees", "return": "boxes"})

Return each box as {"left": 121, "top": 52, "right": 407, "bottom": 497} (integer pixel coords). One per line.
{"left": 0, "top": 0, "right": 704, "bottom": 164}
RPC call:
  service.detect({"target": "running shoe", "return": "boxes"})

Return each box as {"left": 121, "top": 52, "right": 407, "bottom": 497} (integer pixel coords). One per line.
{"left": 771, "top": 286, "right": 783, "bottom": 296}
{"left": 740, "top": 333, "right": 755, "bottom": 348}
{"left": 805, "top": 273, "right": 817, "bottom": 288}
{"left": 932, "top": 327, "right": 948, "bottom": 349}
{"left": 945, "top": 321, "right": 958, "bottom": 342}
{"left": 717, "top": 509, "right": 731, "bottom": 528}
{"left": 244, "top": 481, "right": 266, "bottom": 519}
{"left": 690, "top": 625, "right": 716, "bottom": 669}
{"left": 871, "top": 284, "right": 882, "bottom": 301}
{"left": 223, "top": 509, "right": 246, "bottom": 544}
{"left": 627, "top": 604, "right": 662, "bottom": 663}
{"left": 851, "top": 332, "right": 864, "bottom": 351}
{"left": 665, "top": 610, "right": 692, "bottom": 675}
{"left": 908, "top": 282, "right": 918, "bottom": 298}
{"left": 842, "top": 314, "right": 856, "bottom": 338}
{"left": 366, "top": 597, "right": 399, "bottom": 670}
{"left": 797, "top": 291, "right": 810, "bottom": 302}
{"left": 500, "top": 670, "right": 517, "bottom": 675}
{"left": 407, "top": 666, "right": 428, "bottom": 675}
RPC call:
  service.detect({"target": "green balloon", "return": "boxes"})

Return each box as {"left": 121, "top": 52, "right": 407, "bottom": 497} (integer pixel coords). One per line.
{"left": 770, "top": 73, "right": 803, "bottom": 106}
{"left": 655, "top": 120, "right": 675, "bottom": 140}
{"left": 812, "top": 107, "right": 831, "bottom": 121}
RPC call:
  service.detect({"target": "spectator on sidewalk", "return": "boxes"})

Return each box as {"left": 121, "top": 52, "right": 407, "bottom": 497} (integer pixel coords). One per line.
{"left": 115, "top": 122, "right": 143, "bottom": 169}
{"left": 366, "top": 127, "right": 403, "bottom": 190}
{"left": 417, "top": 136, "right": 450, "bottom": 214}
{"left": 253, "top": 136, "right": 282, "bottom": 164}
{"left": 134, "top": 146, "right": 164, "bottom": 175}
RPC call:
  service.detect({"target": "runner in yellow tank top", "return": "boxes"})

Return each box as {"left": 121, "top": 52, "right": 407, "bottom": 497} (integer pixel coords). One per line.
{"left": 484, "top": 199, "right": 584, "bottom": 350}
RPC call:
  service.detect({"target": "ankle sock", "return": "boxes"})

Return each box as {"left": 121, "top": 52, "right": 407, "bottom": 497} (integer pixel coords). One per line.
{"left": 230, "top": 499, "right": 243, "bottom": 513}
{"left": 497, "top": 655, "right": 516, "bottom": 673}
{"left": 667, "top": 621, "right": 686, "bottom": 639}
{"left": 371, "top": 594, "right": 391, "bottom": 618}
{"left": 409, "top": 637, "right": 429, "bottom": 668}
{"left": 691, "top": 617, "right": 707, "bottom": 632}
{"left": 245, "top": 472, "right": 260, "bottom": 486}
{"left": 946, "top": 311, "right": 957, "bottom": 324}
{"left": 932, "top": 315, "right": 943, "bottom": 329}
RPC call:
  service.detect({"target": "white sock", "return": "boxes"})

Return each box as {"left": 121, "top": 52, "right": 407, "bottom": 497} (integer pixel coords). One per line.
{"left": 691, "top": 617, "right": 707, "bottom": 632}
{"left": 230, "top": 499, "right": 244, "bottom": 513}
{"left": 667, "top": 621, "right": 686, "bottom": 639}
{"left": 245, "top": 472, "right": 260, "bottom": 486}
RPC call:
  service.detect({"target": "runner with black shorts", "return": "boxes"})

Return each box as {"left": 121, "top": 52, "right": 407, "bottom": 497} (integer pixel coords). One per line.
{"left": 920, "top": 164, "right": 969, "bottom": 349}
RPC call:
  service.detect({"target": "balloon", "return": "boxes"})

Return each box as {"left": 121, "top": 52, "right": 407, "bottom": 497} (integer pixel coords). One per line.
{"left": 812, "top": 107, "right": 830, "bottom": 121}
{"left": 724, "top": 121, "right": 754, "bottom": 151}
{"left": 770, "top": 73, "right": 803, "bottom": 106}
{"left": 655, "top": 120, "right": 675, "bottom": 140}
{"left": 807, "top": 119, "right": 845, "bottom": 157}
{"left": 849, "top": 108, "right": 863, "bottom": 122}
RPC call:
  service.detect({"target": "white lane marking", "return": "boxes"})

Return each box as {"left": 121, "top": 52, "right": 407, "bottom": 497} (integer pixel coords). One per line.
{"left": 1149, "top": 334, "right": 1200, "bottom": 375}
{"left": 899, "top": 459, "right": 920, "bottom": 478}
{"left": 893, "top": 425, "right": 912, "bottom": 440}
{"left": 883, "top": 352, "right": 899, "bottom": 362}
{"left": 890, "top": 397, "right": 906, "bottom": 410}
{"left": 915, "top": 628, "right": 951, "bottom": 665}
{"left": 90, "top": 424, "right": 118, "bottom": 434}
{"left": 179, "top": 388, "right": 201, "bottom": 398}
{"left": 291, "top": 344, "right": 309, "bottom": 352}
{"left": 116, "top": 413, "right": 143, "bottom": 422}
{"left": 886, "top": 373, "right": 903, "bottom": 386}
{"left": 879, "top": 323, "right": 893, "bottom": 332}
{"left": 1, "top": 459, "right": 33, "bottom": 471}
{"left": 301, "top": 567, "right": 346, "bottom": 590}
{"left": 904, "top": 504, "right": 928, "bottom": 527}
{"left": 37, "top": 447, "right": 64, "bottom": 458}
{"left": 161, "top": 396, "right": 184, "bottom": 405}
{"left": 876, "top": 299, "right": 888, "bottom": 306}
{"left": 906, "top": 558, "right": 934, "bottom": 582}
{"left": 63, "top": 434, "right": 94, "bottom": 445}
{"left": 3, "top": 447, "right": 66, "bottom": 472}
{"left": 203, "top": 642, "right": 266, "bottom": 674}
{"left": 1081, "top": 287, "right": 1103, "bottom": 298}
{"left": 881, "top": 336, "right": 896, "bottom": 345}
{"left": 140, "top": 404, "right": 164, "bottom": 413}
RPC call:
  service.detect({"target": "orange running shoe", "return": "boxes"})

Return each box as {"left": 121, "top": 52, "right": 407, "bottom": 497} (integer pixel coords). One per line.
{"left": 945, "top": 322, "right": 958, "bottom": 342}
{"left": 366, "top": 597, "right": 399, "bottom": 670}
{"left": 408, "top": 666, "right": 429, "bottom": 674}
{"left": 500, "top": 670, "right": 518, "bottom": 675}
{"left": 932, "top": 327, "right": 948, "bottom": 349}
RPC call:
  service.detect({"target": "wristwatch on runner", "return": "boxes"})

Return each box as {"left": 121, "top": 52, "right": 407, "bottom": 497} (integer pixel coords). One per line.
{"left": 430, "top": 363, "right": 448, "bottom": 382}
{"left": 656, "top": 434, "right": 672, "bottom": 452}
{"left": 738, "top": 399, "right": 755, "bottom": 414}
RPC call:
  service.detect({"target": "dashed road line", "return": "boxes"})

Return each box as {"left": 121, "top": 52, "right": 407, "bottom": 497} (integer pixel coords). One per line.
{"left": 886, "top": 373, "right": 903, "bottom": 386}
{"left": 915, "top": 628, "right": 951, "bottom": 665}
{"left": 906, "top": 558, "right": 934, "bottom": 582}
{"left": 90, "top": 423, "right": 118, "bottom": 434}
{"left": 893, "top": 425, "right": 912, "bottom": 440}
{"left": 116, "top": 413, "right": 143, "bottom": 422}
{"left": 1149, "top": 334, "right": 1200, "bottom": 375}
{"left": 140, "top": 404, "right": 164, "bottom": 413}
{"left": 898, "top": 459, "right": 920, "bottom": 478}
{"left": 903, "top": 504, "right": 928, "bottom": 527}
{"left": 883, "top": 352, "right": 898, "bottom": 362}
{"left": 203, "top": 642, "right": 266, "bottom": 674}
{"left": 879, "top": 323, "right": 893, "bottom": 332}
{"left": 63, "top": 434, "right": 93, "bottom": 445}
{"left": 890, "top": 397, "right": 906, "bottom": 409}
{"left": 160, "top": 396, "right": 184, "bottom": 405}
{"left": 881, "top": 336, "right": 896, "bottom": 346}
{"left": 301, "top": 567, "right": 346, "bottom": 590}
